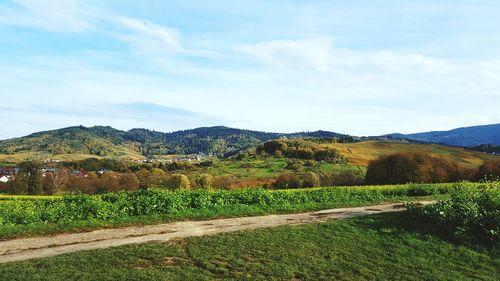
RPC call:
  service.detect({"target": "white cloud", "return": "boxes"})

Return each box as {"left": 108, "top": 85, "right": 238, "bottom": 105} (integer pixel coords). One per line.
{"left": 114, "top": 16, "right": 183, "bottom": 54}
{"left": 0, "top": 0, "right": 92, "bottom": 32}
{"left": 240, "top": 37, "right": 456, "bottom": 75}
{"left": 240, "top": 37, "right": 334, "bottom": 71}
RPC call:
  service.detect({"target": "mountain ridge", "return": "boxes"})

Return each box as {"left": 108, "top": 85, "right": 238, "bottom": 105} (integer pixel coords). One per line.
{"left": 384, "top": 123, "right": 500, "bottom": 147}
{"left": 0, "top": 123, "right": 498, "bottom": 160}
{"left": 0, "top": 125, "right": 349, "bottom": 158}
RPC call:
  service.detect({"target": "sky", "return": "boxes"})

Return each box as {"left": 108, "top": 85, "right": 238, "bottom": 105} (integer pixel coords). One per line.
{"left": 1, "top": 0, "right": 500, "bottom": 139}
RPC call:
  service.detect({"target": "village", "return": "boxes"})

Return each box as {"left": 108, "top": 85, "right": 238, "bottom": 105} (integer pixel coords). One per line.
{"left": 0, "top": 154, "right": 207, "bottom": 184}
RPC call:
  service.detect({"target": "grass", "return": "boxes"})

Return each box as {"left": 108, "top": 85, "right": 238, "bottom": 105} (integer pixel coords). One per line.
{"left": 0, "top": 183, "right": 457, "bottom": 240}
{"left": 0, "top": 194, "right": 62, "bottom": 201}
{"left": 0, "top": 212, "right": 497, "bottom": 281}
{"left": 323, "top": 141, "right": 493, "bottom": 167}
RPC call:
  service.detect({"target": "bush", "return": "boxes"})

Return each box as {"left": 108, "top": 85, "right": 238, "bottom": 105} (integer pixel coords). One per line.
{"left": 319, "top": 171, "right": 365, "bottom": 186}
{"left": 212, "top": 176, "right": 234, "bottom": 190}
{"left": 408, "top": 182, "right": 500, "bottom": 245}
{"left": 167, "top": 174, "right": 191, "bottom": 190}
{"left": 273, "top": 174, "right": 301, "bottom": 189}
{"left": 302, "top": 172, "right": 321, "bottom": 188}
{"left": 195, "top": 174, "right": 214, "bottom": 189}
{"left": 476, "top": 158, "right": 500, "bottom": 181}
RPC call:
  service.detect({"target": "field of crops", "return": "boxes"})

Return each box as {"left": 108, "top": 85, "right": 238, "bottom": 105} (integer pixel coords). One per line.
{"left": 0, "top": 183, "right": 456, "bottom": 226}
{"left": 0, "top": 182, "right": 472, "bottom": 240}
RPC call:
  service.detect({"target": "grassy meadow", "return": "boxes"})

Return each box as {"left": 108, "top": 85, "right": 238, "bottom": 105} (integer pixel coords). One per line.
{"left": 322, "top": 141, "right": 493, "bottom": 167}
{"left": 0, "top": 212, "right": 497, "bottom": 281}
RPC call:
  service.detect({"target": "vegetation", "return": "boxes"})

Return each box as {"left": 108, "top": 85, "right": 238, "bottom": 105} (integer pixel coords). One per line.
{"left": 408, "top": 181, "right": 500, "bottom": 245}
{"left": 476, "top": 158, "right": 500, "bottom": 181}
{"left": 0, "top": 125, "right": 348, "bottom": 159}
{"left": 0, "top": 183, "right": 455, "bottom": 239}
{"left": 472, "top": 144, "right": 500, "bottom": 155}
{"left": 0, "top": 212, "right": 497, "bottom": 281}
{"left": 365, "top": 152, "right": 474, "bottom": 185}
{"left": 256, "top": 139, "right": 347, "bottom": 163}
{"left": 321, "top": 140, "right": 494, "bottom": 167}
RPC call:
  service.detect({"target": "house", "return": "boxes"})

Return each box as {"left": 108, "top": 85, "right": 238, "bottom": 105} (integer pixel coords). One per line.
{"left": 0, "top": 176, "right": 9, "bottom": 183}
{"left": 0, "top": 167, "right": 19, "bottom": 176}
{"left": 72, "top": 170, "right": 89, "bottom": 178}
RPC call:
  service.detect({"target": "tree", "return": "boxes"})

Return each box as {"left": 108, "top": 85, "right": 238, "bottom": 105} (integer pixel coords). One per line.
{"left": 136, "top": 169, "right": 152, "bottom": 188}
{"left": 273, "top": 174, "right": 301, "bottom": 189}
{"left": 195, "top": 173, "right": 213, "bottom": 189}
{"left": 476, "top": 158, "right": 500, "bottom": 181}
{"left": 51, "top": 169, "right": 69, "bottom": 194}
{"left": 150, "top": 168, "right": 167, "bottom": 187}
{"left": 14, "top": 161, "right": 43, "bottom": 195}
{"left": 10, "top": 173, "right": 29, "bottom": 194}
{"left": 302, "top": 172, "right": 320, "bottom": 188}
{"left": 212, "top": 176, "right": 234, "bottom": 190}
{"left": 168, "top": 174, "right": 191, "bottom": 190}
{"left": 120, "top": 173, "right": 140, "bottom": 191}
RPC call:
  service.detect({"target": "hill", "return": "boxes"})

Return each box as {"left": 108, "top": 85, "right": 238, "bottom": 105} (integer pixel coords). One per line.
{"left": 384, "top": 123, "right": 500, "bottom": 147}
{"left": 0, "top": 124, "right": 497, "bottom": 163}
{"left": 0, "top": 126, "right": 349, "bottom": 161}
{"left": 320, "top": 141, "right": 493, "bottom": 168}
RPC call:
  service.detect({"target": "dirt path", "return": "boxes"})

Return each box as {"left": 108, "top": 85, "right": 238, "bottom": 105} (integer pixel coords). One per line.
{"left": 0, "top": 202, "right": 430, "bottom": 264}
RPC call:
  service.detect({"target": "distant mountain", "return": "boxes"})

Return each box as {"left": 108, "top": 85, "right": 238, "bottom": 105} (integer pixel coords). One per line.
{"left": 0, "top": 126, "right": 349, "bottom": 158}
{"left": 384, "top": 124, "right": 500, "bottom": 147}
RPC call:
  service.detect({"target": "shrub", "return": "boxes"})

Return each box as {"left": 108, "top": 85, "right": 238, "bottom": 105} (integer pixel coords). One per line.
{"left": 167, "top": 174, "right": 191, "bottom": 190}
{"left": 408, "top": 182, "right": 500, "bottom": 245}
{"left": 320, "top": 171, "right": 365, "bottom": 186}
{"left": 273, "top": 174, "right": 301, "bottom": 189}
{"left": 476, "top": 158, "right": 500, "bottom": 181}
{"left": 302, "top": 172, "right": 321, "bottom": 188}
{"left": 212, "top": 176, "right": 235, "bottom": 190}
{"left": 195, "top": 174, "right": 214, "bottom": 189}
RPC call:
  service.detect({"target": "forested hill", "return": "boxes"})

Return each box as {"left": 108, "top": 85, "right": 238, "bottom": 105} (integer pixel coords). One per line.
{"left": 384, "top": 123, "right": 500, "bottom": 147}
{"left": 0, "top": 126, "right": 349, "bottom": 158}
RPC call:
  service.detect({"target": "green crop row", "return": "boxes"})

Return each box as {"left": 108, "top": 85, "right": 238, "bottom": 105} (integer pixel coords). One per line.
{"left": 0, "top": 183, "right": 464, "bottom": 226}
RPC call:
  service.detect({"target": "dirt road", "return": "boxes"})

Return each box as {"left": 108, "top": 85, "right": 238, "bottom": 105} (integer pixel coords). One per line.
{"left": 0, "top": 202, "right": 428, "bottom": 264}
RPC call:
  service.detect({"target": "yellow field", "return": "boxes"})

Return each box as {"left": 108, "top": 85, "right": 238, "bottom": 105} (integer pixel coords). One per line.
{"left": 321, "top": 141, "right": 493, "bottom": 167}
{"left": 0, "top": 194, "right": 62, "bottom": 201}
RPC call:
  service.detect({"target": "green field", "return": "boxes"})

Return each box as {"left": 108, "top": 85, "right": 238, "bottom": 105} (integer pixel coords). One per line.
{"left": 0, "top": 212, "right": 497, "bottom": 281}
{"left": 0, "top": 183, "right": 466, "bottom": 240}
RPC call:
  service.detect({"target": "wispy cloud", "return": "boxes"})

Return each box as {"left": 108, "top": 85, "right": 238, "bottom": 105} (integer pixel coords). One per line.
{"left": 240, "top": 37, "right": 456, "bottom": 75}
{"left": 240, "top": 38, "right": 335, "bottom": 72}
{"left": 113, "top": 16, "right": 183, "bottom": 54}
{"left": 0, "top": 0, "right": 93, "bottom": 32}
{"left": 1, "top": 1, "right": 499, "bottom": 137}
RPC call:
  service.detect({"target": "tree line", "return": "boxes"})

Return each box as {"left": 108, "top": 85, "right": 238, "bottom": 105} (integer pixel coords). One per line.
{"left": 256, "top": 139, "right": 347, "bottom": 163}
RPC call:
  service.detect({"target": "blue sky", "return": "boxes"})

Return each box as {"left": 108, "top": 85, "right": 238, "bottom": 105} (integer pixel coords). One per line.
{"left": 1, "top": 0, "right": 499, "bottom": 138}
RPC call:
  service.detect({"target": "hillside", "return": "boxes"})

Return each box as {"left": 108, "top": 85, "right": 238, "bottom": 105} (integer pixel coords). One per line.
{"left": 384, "top": 123, "right": 500, "bottom": 147}
{"left": 0, "top": 126, "right": 348, "bottom": 161}
{"left": 320, "top": 141, "right": 493, "bottom": 168}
